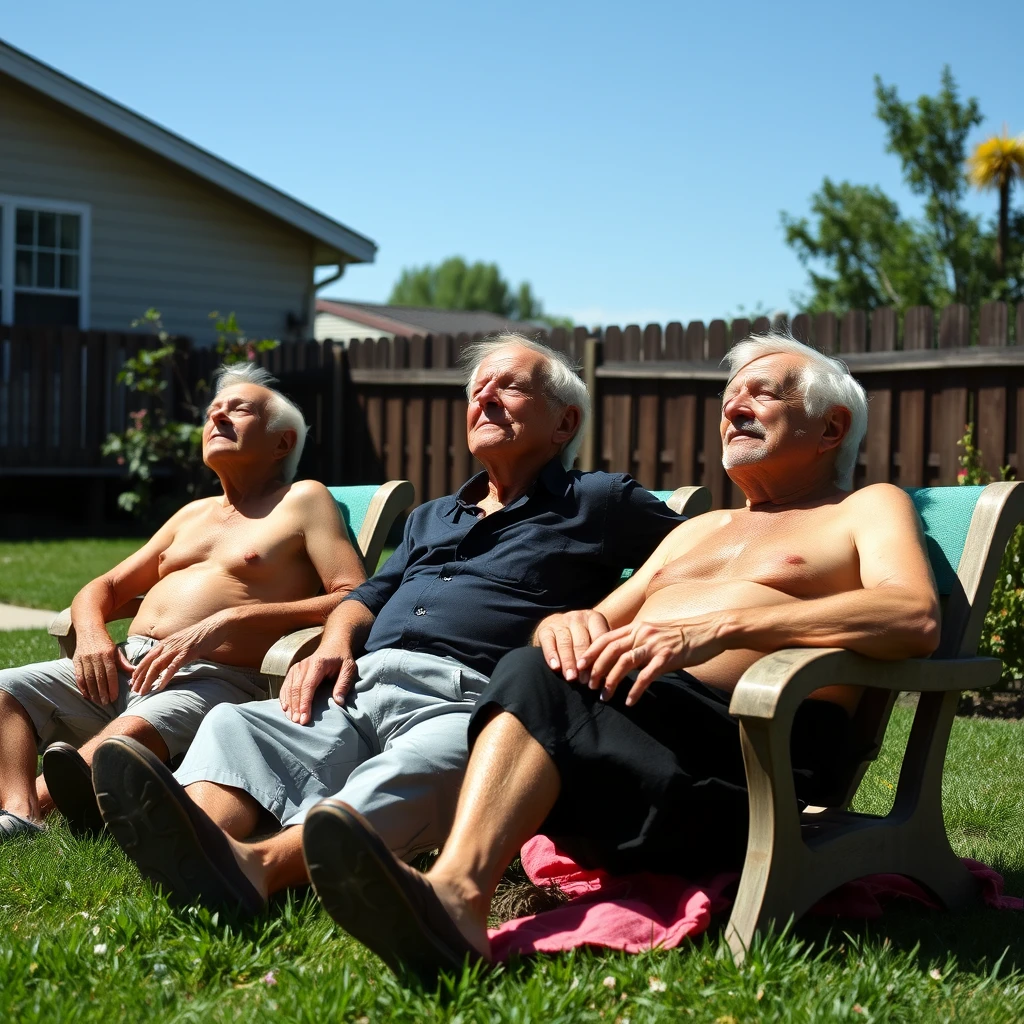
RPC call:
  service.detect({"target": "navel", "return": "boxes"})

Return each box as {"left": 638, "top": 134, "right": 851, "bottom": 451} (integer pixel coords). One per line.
{"left": 785, "top": 555, "right": 806, "bottom": 565}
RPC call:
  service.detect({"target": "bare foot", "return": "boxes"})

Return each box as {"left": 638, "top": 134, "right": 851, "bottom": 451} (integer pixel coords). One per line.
{"left": 426, "top": 872, "right": 492, "bottom": 959}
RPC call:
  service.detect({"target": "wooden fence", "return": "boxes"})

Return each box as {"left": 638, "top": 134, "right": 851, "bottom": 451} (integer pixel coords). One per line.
{"left": 3, "top": 301, "right": 1024, "bottom": 515}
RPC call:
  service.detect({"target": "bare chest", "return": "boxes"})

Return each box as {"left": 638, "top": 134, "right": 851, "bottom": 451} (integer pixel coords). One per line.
{"left": 648, "top": 510, "right": 858, "bottom": 599}
{"left": 158, "top": 509, "right": 303, "bottom": 581}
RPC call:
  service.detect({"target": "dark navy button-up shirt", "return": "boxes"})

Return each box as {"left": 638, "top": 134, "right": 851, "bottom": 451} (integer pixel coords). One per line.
{"left": 346, "top": 459, "right": 685, "bottom": 677}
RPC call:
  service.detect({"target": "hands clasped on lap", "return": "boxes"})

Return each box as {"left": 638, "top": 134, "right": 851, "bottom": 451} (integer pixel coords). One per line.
{"left": 536, "top": 610, "right": 725, "bottom": 706}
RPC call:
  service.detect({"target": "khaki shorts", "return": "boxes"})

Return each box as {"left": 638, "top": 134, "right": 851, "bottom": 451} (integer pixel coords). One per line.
{"left": 0, "top": 635, "right": 269, "bottom": 761}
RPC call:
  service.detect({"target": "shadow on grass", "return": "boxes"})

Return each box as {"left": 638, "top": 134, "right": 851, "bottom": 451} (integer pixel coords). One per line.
{"left": 787, "top": 867, "right": 1024, "bottom": 976}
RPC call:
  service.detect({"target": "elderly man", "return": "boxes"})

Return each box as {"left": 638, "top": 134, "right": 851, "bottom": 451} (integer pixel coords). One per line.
{"left": 90, "top": 334, "right": 683, "bottom": 913}
{"left": 300, "top": 330, "right": 942, "bottom": 985}
{"left": 0, "top": 363, "right": 364, "bottom": 839}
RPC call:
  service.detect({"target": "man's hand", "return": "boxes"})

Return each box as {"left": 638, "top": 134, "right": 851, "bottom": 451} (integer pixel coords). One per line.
{"left": 534, "top": 609, "right": 611, "bottom": 682}
{"left": 72, "top": 630, "right": 132, "bottom": 706}
{"left": 278, "top": 646, "right": 359, "bottom": 725}
{"left": 580, "top": 615, "right": 727, "bottom": 706}
{"left": 129, "top": 612, "right": 232, "bottom": 696}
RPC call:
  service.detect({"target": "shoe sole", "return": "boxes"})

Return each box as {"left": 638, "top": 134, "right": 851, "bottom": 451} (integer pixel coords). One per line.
{"left": 92, "top": 737, "right": 262, "bottom": 915}
{"left": 303, "top": 802, "right": 471, "bottom": 987}
{"left": 42, "top": 743, "right": 104, "bottom": 838}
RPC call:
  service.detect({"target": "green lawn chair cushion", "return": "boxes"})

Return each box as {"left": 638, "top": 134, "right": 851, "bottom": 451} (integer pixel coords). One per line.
{"left": 327, "top": 484, "right": 384, "bottom": 549}
{"left": 906, "top": 486, "right": 985, "bottom": 597}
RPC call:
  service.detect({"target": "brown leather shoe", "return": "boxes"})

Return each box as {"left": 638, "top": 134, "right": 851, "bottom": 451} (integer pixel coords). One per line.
{"left": 303, "top": 799, "right": 485, "bottom": 988}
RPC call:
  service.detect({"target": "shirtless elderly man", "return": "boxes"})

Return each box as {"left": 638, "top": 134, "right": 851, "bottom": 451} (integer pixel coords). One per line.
{"left": 87, "top": 334, "right": 682, "bottom": 913}
{"left": 301, "top": 330, "right": 942, "bottom": 985}
{"left": 0, "top": 363, "right": 363, "bottom": 838}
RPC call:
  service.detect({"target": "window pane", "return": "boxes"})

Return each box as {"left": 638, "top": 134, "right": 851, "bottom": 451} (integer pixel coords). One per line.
{"left": 36, "top": 251, "right": 56, "bottom": 288}
{"left": 59, "top": 253, "right": 79, "bottom": 290}
{"left": 37, "top": 212, "right": 57, "bottom": 248}
{"left": 15, "top": 248, "right": 33, "bottom": 287}
{"left": 15, "top": 209, "right": 35, "bottom": 246}
{"left": 59, "top": 214, "right": 81, "bottom": 251}
{"left": 14, "top": 292, "right": 79, "bottom": 328}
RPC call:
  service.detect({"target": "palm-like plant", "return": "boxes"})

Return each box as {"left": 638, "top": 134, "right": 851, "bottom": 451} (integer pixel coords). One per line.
{"left": 966, "top": 127, "right": 1024, "bottom": 277}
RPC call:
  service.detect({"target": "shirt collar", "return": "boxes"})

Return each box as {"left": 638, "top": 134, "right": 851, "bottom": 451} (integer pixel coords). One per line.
{"left": 442, "top": 457, "right": 572, "bottom": 518}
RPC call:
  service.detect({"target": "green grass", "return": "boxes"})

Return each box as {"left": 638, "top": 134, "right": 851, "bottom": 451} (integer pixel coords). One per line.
{"left": 1, "top": 546, "right": 1023, "bottom": 1020}
{"left": 0, "top": 540, "right": 142, "bottom": 611}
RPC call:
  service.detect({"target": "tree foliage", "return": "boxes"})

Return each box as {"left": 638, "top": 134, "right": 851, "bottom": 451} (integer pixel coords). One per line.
{"left": 783, "top": 67, "right": 1022, "bottom": 313}
{"left": 388, "top": 257, "right": 572, "bottom": 329}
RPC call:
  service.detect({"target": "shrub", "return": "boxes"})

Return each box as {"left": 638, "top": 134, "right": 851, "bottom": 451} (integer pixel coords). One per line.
{"left": 957, "top": 424, "right": 1023, "bottom": 688}
{"left": 102, "top": 309, "right": 277, "bottom": 522}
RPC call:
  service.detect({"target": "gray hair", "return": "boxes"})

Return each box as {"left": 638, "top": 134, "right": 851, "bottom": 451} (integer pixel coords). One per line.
{"left": 213, "top": 362, "right": 308, "bottom": 483}
{"left": 723, "top": 330, "right": 868, "bottom": 490}
{"left": 460, "top": 333, "right": 591, "bottom": 469}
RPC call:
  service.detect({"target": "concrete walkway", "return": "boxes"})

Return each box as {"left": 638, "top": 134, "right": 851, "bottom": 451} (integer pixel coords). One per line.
{"left": 0, "top": 603, "right": 58, "bottom": 631}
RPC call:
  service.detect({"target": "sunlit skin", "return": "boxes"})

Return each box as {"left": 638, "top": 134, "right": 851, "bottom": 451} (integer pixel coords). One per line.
{"left": 374, "top": 349, "right": 941, "bottom": 962}
{"left": 0, "top": 382, "right": 364, "bottom": 823}
{"left": 171, "top": 344, "right": 583, "bottom": 902}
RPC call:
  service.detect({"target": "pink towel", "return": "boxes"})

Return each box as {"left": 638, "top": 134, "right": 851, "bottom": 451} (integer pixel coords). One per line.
{"left": 487, "top": 835, "right": 1023, "bottom": 960}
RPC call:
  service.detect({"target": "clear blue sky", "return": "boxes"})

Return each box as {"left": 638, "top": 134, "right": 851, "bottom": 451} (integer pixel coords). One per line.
{"left": 4, "top": 1, "right": 1022, "bottom": 327}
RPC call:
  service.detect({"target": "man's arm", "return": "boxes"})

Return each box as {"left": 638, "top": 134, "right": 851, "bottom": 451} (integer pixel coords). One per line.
{"left": 67, "top": 502, "right": 199, "bottom": 705}
{"left": 278, "top": 503, "right": 419, "bottom": 724}
{"left": 586, "top": 486, "right": 941, "bottom": 705}
{"left": 278, "top": 598, "right": 377, "bottom": 724}
{"left": 130, "top": 482, "right": 366, "bottom": 694}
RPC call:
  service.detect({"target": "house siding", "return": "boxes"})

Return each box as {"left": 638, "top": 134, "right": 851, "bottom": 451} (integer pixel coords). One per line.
{"left": 0, "top": 75, "right": 316, "bottom": 343}
{"left": 314, "top": 311, "right": 393, "bottom": 344}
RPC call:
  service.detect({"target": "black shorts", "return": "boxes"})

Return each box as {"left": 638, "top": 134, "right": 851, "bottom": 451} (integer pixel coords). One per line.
{"left": 469, "top": 645, "right": 853, "bottom": 877}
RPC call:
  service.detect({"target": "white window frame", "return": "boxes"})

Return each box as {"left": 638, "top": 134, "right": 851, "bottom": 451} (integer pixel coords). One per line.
{"left": 0, "top": 194, "right": 91, "bottom": 329}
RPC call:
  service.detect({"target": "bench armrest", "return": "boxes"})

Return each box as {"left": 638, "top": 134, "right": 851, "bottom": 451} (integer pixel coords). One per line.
{"left": 47, "top": 599, "right": 145, "bottom": 659}
{"left": 729, "top": 648, "right": 1003, "bottom": 724}
{"left": 260, "top": 626, "right": 326, "bottom": 698}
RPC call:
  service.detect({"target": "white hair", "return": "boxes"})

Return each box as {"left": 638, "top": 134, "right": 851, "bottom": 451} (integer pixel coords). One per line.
{"left": 723, "top": 330, "right": 867, "bottom": 490}
{"left": 213, "top": 362, "right": 308, "bottom": 483}
{"left": 461, "top": 333, "right": 591, "bottom": 469}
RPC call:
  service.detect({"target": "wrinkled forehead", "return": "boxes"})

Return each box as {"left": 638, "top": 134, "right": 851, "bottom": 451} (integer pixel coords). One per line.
{"left": 723, "top": 352, "right": 809, "bottom": 398}
{"left": 207, "top": 383, "right": 272, "bottom": 414}
{"left": 472, "top": 345, "right": 547, "bottom": 387}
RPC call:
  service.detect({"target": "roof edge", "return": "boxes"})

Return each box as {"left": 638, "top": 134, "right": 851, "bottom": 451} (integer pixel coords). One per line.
{"left": 0, "top": 39, "right": 377, "bottom": 264}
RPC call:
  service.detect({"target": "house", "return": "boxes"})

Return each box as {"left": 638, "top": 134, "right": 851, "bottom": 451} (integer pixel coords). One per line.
{"left": 315, "top": 298, "right": 542, "bottom": 343}
{"left": 0, "top": 39, "right": 375, "bottom": 343}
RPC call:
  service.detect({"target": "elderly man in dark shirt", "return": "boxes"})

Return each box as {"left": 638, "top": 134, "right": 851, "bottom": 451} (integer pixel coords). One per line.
{"left": 90, "top": 334, "right": 682, "bottom": 913}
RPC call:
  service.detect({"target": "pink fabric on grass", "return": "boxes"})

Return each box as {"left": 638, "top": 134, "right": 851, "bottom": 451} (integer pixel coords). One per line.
{"left": 487, "top": 836, "right": 1022, "bottom": 960}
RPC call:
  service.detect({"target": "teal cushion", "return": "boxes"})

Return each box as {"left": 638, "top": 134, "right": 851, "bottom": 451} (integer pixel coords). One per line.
{"left": 906, "top": 486, "right": 984, "bottom": 596}
{"left": 327, "top": 485, "right": 382, "bottom": 548}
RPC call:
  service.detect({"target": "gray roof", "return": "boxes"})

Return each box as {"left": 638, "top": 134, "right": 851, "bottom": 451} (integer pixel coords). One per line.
{"left": 317, "top": 298, "right": 545, "bottom": 337}
{"left": 0, "top": 38, "right": 376, "bottom": 266}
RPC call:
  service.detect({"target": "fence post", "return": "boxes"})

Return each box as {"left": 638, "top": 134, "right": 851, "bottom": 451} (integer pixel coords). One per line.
{"left": 579, "top": 336, "right": 601, "bottom": 471}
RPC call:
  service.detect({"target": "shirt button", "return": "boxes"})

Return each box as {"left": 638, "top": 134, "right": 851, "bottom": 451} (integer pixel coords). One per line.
{"left": 441, "top": 575, "right": 453, "bottom": 582}
{"left": 414, "top": 606, "right": 426, "bottom": 616}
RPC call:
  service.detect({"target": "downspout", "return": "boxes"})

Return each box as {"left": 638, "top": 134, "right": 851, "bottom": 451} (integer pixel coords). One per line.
{"left": 309, "top": 261, "right": 346, "bottom": 340}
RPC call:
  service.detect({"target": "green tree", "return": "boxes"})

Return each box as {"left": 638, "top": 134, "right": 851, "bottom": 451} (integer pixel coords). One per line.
{"left": 389, "top": 256, "right": 572, "bottom": 328}
{"left": 783, "top": 67, "right": 1016, "bottom": 313}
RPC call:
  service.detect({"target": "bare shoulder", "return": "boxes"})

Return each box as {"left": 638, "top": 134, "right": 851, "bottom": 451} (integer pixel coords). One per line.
{"left": 158, "top": 496, "right": 217, "bottom": 531}
{"left": 282, "top": 479, "right": 334, "bottom": 505}
{"left": 280, "top": 480, "right": 347, "bottom": 530}
{"left": 663, "top": 507, "right": 731, "bottom": 551}
{"left": 842, "top": 483, "right": 917, "bottom": 517}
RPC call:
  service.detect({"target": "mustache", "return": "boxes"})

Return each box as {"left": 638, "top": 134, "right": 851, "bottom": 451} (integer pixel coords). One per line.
{"left": 730, "top": 417, "right": 767, "bottom": 439}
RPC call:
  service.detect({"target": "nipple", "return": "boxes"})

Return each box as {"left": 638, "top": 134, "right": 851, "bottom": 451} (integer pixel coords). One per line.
{"left": 243, "top": 551, "right": 260, "bottom": 562}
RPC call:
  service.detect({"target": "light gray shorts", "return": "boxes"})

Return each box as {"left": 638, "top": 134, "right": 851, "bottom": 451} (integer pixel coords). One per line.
{"left": 174, "top": 647, "right": 489, "bottom": 861}
{"left": 0, "top": 635, "right": 269, "bottom": 761}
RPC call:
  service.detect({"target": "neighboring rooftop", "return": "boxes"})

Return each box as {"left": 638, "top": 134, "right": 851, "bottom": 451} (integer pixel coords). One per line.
{"left": 0, "top": 37, "right": 376, "bottom": 266}
{"left": 316, "top": 298, "right": 544, "bottom": 340}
